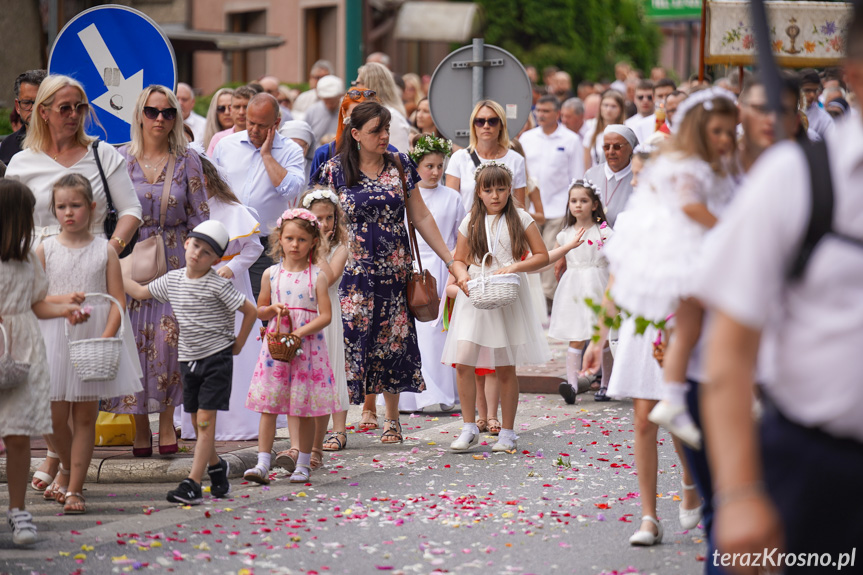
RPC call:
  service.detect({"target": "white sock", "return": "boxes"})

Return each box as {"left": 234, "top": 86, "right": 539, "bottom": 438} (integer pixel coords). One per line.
{"left": 566, "top": 348, "right": 583, "bottom": 388}
{"left": 462, "top": 423, "right": 479, "bottom": 435}
{"left": 664, "top": 381, "right": 689, "bottom": 407}
{"left": 257, "top": 452, "right": 271, "bottom": 469}
{"left": 499, "top": 428, "right": 518, "bottom": 441}
{"left": 297, "top": 452, "right": 311, "bottom": 468}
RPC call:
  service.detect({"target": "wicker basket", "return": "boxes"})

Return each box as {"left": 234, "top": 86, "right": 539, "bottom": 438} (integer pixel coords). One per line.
{"left": 467, "top": 253, "right": 521, "bottom": 310}
{"left": 66, "top": 293, "right": 124, "bottom": 382}
{"left": 0, "top": 322, "right": 30, "bottom": 390}
{"left": 261, "top": 309, "right": 303, "bottom": 362}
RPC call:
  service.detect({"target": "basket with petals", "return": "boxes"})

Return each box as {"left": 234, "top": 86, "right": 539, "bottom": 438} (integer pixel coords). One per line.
{"left": 467, "top": 253, "right": 520, "bottom": 310}
{"left": 0, "top": 322, "right": 30, "bottom": 390}
{"left": 66, "top": 293, "right": 124, "bottom": 382}
{"left": 262, "top": 309, "right": 303, "bottom": 362}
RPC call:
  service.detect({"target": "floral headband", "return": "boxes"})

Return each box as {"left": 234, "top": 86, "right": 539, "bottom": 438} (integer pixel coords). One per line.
{"left": 408, "top": 134, "right": 454, "bottom": 164}
{"left": 571, "top": 178, "right": 599, "bottom": 195}
{"left": 671, "top": 87, "right": 737, "bottom": 134}
{"left": 276, "top": 208, "right": 319, "bottom": 228}
{"left": 473, "top": 160, "right": 514, "bottom": 183}
{"left": 302, "top": 189, "right": 339, "bottom": 209}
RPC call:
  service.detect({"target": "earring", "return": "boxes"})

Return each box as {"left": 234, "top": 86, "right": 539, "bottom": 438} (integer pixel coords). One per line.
{"left": 357, "top": 141, "right": 361, "bottom": 151}
{"left": 596, "top": 216, "right": 601, "bottom": 223}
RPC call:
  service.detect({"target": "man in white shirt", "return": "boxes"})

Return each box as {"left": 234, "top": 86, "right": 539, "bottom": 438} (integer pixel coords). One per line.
{"left": 304, "top": 75, "right": 344, "bottom": 147}
{"left": 176, "top": 82, "right": 206, "bottom": 144}
{"left": 624, "top": 80, "right": 656, "bottom": 148}
{"left": 520, "top": 94, "right": 585, "bottom": 303}
{"left": 799, "top": 68, "right": 836, "bottom": 141}
{"left": 699, "top": 9, "right": 863, "bottom": 567}
{"left": 212, "top": 93, "right": 305, "bottom": 300}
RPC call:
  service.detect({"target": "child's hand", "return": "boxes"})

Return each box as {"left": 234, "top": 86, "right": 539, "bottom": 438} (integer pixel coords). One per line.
{"left": 62, "top": 292, "right": 87, "bottom": 305}
{"left": 232, "top": 338, "right": 243, "bottom": 355}
{"left": 456, "top": 274, "right": 470, "bottom": 296}
{"left": 580, "top": 341, "right": 602, "bottom": 376}
{"left": 217, "top": 267, "right": 234, "bottom": 279}
{"left": 569, "top": 227, "right": 586, "bottom": 249}
{"left": 493, "top": 264, "right": 518, "bottom": 275}
{"left": 64, "top": 305, "right": 88, "bottom": 325}
{"left": 270, "top": 303, "right": 286, "bottom": 315}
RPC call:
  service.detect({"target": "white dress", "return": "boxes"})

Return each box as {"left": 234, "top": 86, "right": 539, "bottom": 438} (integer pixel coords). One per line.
{"left": 441, "top": 208, "right": 551, "bottom": 368}
{"left": 604, "top": 155, "right": 737, "bottom": 322}
{"left": 525, "top": 176, "right": 549, "bottom": 324}
{"left": 606, "top": 315, "right": 664, "bottom": 401}
{"left": 548, "top": 224, "right": 613, "bottom": 342}
{"left": 0, "top": 252, "right": 53, "bottom": 437}
{"left": 39, "top": 237, "right": 143, "bottom": 402}
{"left": 324, "top": 244, "right": 350, "bottom": 413}
{"left": 399, "top": 183, "right": 464, "bottom": 411}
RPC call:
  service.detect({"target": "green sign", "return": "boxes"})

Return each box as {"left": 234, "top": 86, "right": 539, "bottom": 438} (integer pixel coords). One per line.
{"left": 643, "top": 0, "right": 702, "bottom": 21}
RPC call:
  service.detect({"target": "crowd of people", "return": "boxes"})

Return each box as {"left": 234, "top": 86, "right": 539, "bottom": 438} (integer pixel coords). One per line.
{"left": 1, "top": 12, "right": 862, "bottom": 574}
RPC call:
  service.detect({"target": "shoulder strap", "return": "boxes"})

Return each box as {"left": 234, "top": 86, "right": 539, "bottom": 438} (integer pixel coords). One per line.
{"left": 393, "top": 153, "right": 424, "bottom": 275}
{"left": 158, "top": 155, "right": 176, "bottom": 230}
{"left": 789, "top": 140, "right": 834, "bottom": 280}
{"left": 92, "top": 141, "right": 116, "bottom": 214}
{"left": 469, "top": 149, "right": 482, "bottom": 168}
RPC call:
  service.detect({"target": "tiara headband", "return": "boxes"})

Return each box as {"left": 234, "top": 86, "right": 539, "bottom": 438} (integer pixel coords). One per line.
{"left": 302, "top": 189, "right": 339, "bottom": 209}
{"left": 276, "top": 208, "right": 319, "bottom": 228}
{"left": 671, "top": 87, "right": 737, "bottom": 134}
{"left": 473, "top": 160, "right": 514, "bottom": 183}
{"left": 570, "top": 178, "right": 599, "bottom": 195}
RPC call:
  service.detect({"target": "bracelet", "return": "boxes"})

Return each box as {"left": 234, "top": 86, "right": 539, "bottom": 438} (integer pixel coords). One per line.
{"left": 445, "top": 259, "right": 455, "bottom": 269}
{"left": 111, "top": 236, "right": 127, "bottom": 249}
{"left": 713, "top": 481, "right": 766, "bottom": 508}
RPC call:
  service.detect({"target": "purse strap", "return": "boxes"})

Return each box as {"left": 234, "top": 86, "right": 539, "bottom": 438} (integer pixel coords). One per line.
{"left": 157, "top": 155, "right": 175, "bottom": 231}
{"left": 92, "top": 140, "right": 115, "bottom": 216}
{"left": 393, "top": 153, "right": 425, "bottom": 275}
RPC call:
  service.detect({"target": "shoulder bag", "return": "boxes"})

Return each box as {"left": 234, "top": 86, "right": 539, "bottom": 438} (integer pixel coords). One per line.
{"left": 393, "top": 153, "right": 440, "bottom": 322}
{"left": 94, "top": 140, "right": 138, "bottom": 258}
{"left": 120, "top": 155, "right": 174, "bottom": 285}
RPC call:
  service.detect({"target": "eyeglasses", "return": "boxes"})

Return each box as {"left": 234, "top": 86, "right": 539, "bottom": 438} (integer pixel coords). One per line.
{"left": 51, "top": 102, "right": 90, "bottom": 117}
{"left": 473, "top": 117, "right": 501, "bottom": 128}
{"left": 216, "top": 105, "right": 228, "bottom": 113}
{"left": 636, "top": 94, "right": 653, "bottom": 101}
{"left": 16, "top": 99, "right": 35, "bottom": 111}
{"left": 347, "top": 89, "right": 376, "bottom": 101}
{"left": 142, "top": 106, "right": 178, "bottom": 121}
{"left": 602, "top": 143, "right": 626, "bottom": 151}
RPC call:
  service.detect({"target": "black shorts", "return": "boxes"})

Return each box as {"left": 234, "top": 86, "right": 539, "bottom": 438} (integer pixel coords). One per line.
{"left": 180, "top": 346, "right": 233, "bottom": 412}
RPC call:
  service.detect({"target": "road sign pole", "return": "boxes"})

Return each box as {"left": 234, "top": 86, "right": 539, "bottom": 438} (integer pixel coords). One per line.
{"left": 472, "top": 38, "right": 484, "bottom": 107}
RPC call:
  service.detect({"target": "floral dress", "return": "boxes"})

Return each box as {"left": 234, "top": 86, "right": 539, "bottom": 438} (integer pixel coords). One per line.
{"left": 314, "top": 153, "right": 425, "bottom": 404}
{"left": 101, "top": 148, "right": 209, "bottom": 414}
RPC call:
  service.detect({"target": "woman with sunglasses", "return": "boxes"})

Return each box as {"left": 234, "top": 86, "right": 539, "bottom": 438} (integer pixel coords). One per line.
{"left": 444, "top": 99, "right": 527, "bottom": 211}
{"left": 6, "top": 74, "right": 143, "bottom": 493}
{"left": 202, "top": 88, "right": 234, "bottom": 153}
{"left": 100, "top": 85, "right": 210, "bottom": 459}
{"left": 583, "top": 90, "right": 626, "bottom": 170}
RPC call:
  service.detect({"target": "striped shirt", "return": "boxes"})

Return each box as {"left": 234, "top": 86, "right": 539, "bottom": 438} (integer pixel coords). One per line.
{"left": 148, "top": 269, "right": 247, "bottom": 361}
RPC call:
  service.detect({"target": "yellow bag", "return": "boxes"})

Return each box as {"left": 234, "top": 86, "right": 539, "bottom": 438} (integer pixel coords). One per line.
{"left": 95, "top": 412, "right": 136, "bottom": 446}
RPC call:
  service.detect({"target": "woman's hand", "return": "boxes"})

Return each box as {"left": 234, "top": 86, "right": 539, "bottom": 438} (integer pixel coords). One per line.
{"left": 217, "top": 266, "right": 234, "bottom": 279}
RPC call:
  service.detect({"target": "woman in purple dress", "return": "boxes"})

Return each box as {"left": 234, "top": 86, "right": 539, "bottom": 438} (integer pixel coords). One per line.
{"left": 314, "top": 102, "right": 453, "bottom": 444}
{"left": 101, "top": 85, "right": 209, "bottom": 456}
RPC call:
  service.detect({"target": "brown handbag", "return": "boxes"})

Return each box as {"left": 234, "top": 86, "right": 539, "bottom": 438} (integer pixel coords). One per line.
{"left": 393, "top": 154, "right": 441, "bottom": 323}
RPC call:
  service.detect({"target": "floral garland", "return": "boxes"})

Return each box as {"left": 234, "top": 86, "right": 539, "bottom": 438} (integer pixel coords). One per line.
{"left": 276, "top": 208, "right": 319, "bottom": 228}
{"left": 473, "top": 160, "right": 514, "bottom": 183}
{"left": 302, "top": 188, "right": 340, "bottom": 209}
{"left": 408, "top": 134, "right": 453, "bottom": 164}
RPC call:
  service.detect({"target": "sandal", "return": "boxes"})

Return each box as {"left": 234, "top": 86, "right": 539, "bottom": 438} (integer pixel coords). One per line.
{"left": 594, "top": 386, "right": 611, "bottom": 402}
{"left": 380, "top": 419, "right": 403, "bottom": 444}
{"left": 63, "top": 492, "right": 86, "bottom": 515}
{"left": 44, "top": 464, "right": 69, "bottom": 502}
{"left": 359, "top": 410, "right": 379, "bottom": 431}
{"left": 310, "top": 448, "right": 324, "bottom": 471}
{"left": 31, "top": 450, "right": 60, "bottom": 491}
{"left": 274, "top": 448, "right": 299, "bottom": 473}
{"left": 487, "top": 418, "right": 501, "bottom": 436}
{"left": 476, "top": 419, "right": 489, "bottom": 433}
{"left": 322, "top": 431, "right": 347, "bottom": 451}
{"left": 243, "top": 463, "right": 271, "bottom": 485}
{"left": 289, "top": 465, "right": 311, "bottom": 484}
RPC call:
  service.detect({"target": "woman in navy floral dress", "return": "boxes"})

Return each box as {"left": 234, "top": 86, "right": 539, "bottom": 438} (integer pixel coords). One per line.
{"left": 315, "top": 102, "right": 454, "bottom": 443}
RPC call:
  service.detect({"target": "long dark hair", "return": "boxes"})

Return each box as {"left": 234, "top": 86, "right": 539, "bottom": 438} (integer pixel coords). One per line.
{"left": 337, "top": 101, "right": 392, "bottom": 188}
{"left": 467, "top": 165, "right": 529, "bottom": 264}
{"left": 562, "top": 181, "right": 607, "bottom": 231}
{"left": 0, "top": 179, "right": 36, "bottom": 262}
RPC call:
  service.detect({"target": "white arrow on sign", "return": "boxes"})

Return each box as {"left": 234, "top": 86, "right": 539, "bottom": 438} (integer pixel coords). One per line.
{"left": 77, "top": 23, "right": 144, "bottom": 125}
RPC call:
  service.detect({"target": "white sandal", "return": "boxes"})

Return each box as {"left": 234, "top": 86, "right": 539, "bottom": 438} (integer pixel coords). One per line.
{"left": 679, "top": 482, "right": 703, "bottom": 530}
{"left": 629, "top": 515, "right": 663, "bottom": 546}
{"left": 289, "top": 465, "right": 311, "bottom": 484}
{"left": 30, "top": 450, "right": 60, "bottom": 492}
{"left": 243, "top": 463, "right": 271, "bottom": 485}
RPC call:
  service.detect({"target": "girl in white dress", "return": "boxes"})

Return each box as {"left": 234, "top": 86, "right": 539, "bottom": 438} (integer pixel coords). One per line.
{"left": 0, "top": 180, "right": 87, "bottom": 545}
{"left": 444, "top": 163, "right": 551, "bottom": 453}
{"left": 37, "top": 174, "right": 142, "bottom": 515}
{"left": 544, "top": 180, "right": 613, "bottom": 402}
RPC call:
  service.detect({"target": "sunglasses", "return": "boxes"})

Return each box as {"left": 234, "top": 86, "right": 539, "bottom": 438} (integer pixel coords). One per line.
{"left": 602, "top": 143, "right": 626, "bottom": 151}
{"left": 142, "top": 106, "right": 178, "bottom": 121}
{"left": 636, "top": 94, "right": 653, "bottom": 101}
{"left": 473, "top": 116, "right": 501, "bottom": 128}
{"left": 347, "top": 89, "right": 376, "bottom": 101}
{"left": 52, "top": 102, "right": 89, "bottom": 117}
{"left": 216, "top": 105, "right": 228, "bottom": 113}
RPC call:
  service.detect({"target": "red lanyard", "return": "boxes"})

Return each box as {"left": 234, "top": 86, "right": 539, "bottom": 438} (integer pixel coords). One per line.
{"left": 604, "top": 176, "right": 624, "bottom": 207}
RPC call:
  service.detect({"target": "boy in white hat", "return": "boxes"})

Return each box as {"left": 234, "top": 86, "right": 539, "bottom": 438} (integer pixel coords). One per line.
{"left": 124, "top": 220, "right": 257, "bottom": 505}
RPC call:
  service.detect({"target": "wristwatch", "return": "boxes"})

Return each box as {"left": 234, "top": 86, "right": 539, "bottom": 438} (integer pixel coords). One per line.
{"left": 111, "top": 236, "right": 127, "bottom": 249}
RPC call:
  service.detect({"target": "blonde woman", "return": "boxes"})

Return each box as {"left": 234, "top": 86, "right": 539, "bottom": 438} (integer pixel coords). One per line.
{"left": 100, "top": 85, "right": 210, "bottom": 458}
{"left": 583, "top": 90, "right": 626, "bottom": 169}
{"left": 357, "top": 62, "right": 411, "bottom": 152}
{"left": 202, "top": 88, "right": 234, "bottom": 152}
{"left": 402, "top": 73, "right": 424, "bottom": 118}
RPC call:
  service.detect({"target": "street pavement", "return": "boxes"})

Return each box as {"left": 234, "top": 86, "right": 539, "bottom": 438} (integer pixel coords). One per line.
{"left": 0, "top": 393, "right": 709, "bottom": 575}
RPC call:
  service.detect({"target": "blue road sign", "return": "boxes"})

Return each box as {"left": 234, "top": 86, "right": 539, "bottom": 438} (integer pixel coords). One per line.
{"left": 48, "top": 5, "right": 177, "bottom": 145}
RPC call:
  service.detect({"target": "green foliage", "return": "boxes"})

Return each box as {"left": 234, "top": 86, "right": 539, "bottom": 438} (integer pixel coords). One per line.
{"left": 0, "top": 108, "right": 12, "bottom": 137}
{"left": 470, "top": 0, "right": 662, "bottom": 82}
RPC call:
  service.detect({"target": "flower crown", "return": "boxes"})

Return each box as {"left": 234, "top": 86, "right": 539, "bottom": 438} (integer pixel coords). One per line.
{"left": 408, "top": 134, "right": 454, "bottom": 164}
{"left": 276, "top": 208, "right": 319, "bottom": 228}
{"left": 671, "top": 87, "right": 737, "bottom": 134}
{"left": 473, "top": 160, "right": 514, "bottom": 183}
{"left": 571, "top": 178, "right": 599, "bottom": 195}
{"left": 302, "top": 189, "right": 339, "bottom": 209}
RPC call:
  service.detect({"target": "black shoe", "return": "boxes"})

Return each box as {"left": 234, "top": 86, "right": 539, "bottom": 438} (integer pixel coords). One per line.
{"left": 558, "top": 381, "right": 577, "bottom": 404}
{"left": 208, "top": 457, "right": 231, "bottom": 498}
{"left": 166, "top": 478, "right": 203, "bottom": 505}
{"left": 594, "top": 387, "right": 611, "bottom": 402}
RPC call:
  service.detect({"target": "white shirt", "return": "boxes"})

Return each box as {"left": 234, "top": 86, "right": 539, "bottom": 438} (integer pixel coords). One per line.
{"left": 519, "top": 125, "right": 585, "bottom": 219}
{"left": 291, "top": 89, "right": 319, "bottom": 119}
{"left": 212, "top": 130, "right": 305, "bottom": 233}
{"left": 806, "top": 101, "right": 835, "bottom": 141}
{"left": 445, "top": 148, "right": 527, "bottom": 211}
{"left": 185, "top": 111, "right": 206, "bottom": 145}
{"left": 386, "top": 106, "right": 412, "bottom": 153}
{"left": 624, "top": 113, "right": 655, "bottom": 148}
{"left": 697, "top": 118, "right": 863, "bottom": 442}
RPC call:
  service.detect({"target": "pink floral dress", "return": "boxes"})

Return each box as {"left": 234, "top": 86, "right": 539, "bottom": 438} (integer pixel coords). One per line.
{"left": 245, "top": 264, "right": 339, "bottom": 416}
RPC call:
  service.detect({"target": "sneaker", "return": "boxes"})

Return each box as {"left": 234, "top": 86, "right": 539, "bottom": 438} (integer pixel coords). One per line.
{"left": 449, "top": 428, "right": 479, "bottom": 451}
{"left": 208, "top": 457, "right": 231, "bottom": 498}
{"left": 7, "top": 509, "right": 37, "bottom": 546}
{"left": 166, "top": 478, "right": 203, "bottom": 505}
{"left": 558, "top": 381, "right": 577, "bottom": 404}
{"left": 492, "top": 435, "right": 518, "bottom": 452}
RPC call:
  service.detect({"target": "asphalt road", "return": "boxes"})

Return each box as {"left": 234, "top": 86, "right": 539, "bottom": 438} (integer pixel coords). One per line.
{"left": 0, "top": 394, "right": 708, "bottom": 575}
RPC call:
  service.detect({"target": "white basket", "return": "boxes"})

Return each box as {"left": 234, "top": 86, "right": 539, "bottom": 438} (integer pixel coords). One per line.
{"left": 0, "top": 322, "right": 30, "bottom": 390}
{"left": 467, "top": 253, "right": 521, "bottom": 310}
{"left": 66, "top": 293, "right": 124, "bottom": 383}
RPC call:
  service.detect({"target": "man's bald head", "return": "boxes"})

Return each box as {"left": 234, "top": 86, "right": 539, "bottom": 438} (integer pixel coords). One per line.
{"left": 176, "top": 82, "right": 195, "bottom": 119}
{"left": 259, "top": 76, "right": 281, "bottom": 97}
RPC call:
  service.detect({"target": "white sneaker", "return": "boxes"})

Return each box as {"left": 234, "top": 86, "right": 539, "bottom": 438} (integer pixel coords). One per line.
{"left": 450, "top": 428, "right": 479, "bottom": 451}
{"left": 491, "top": 435, "right": 517, "bottom": 452}
{"left": 648, "top": 401, "right": 702, "bottom": 449}
{"left": 629, "top": 516, "right": 663, "bottom": 546}
{"left": 7, "top": 509, "right": 37, "bottom": 546}
{"left": 679, "top": 482, "right": 703, "bottom": 530}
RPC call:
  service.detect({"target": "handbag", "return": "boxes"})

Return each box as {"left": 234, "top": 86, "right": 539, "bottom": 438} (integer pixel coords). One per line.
{"left": 94, "top": 412, "right": 136, "bottom": 446}
{"left": 94, "top": 140, "right": 138, "bottom": 258}
{"left": 120, "top": 155, "right": 174, "bottom": 285}
{"left": 0, "top": 322, "right": 30, "bottom": 391}
{"left": 393, "top": 154, "right": 441, "bottom": 322}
